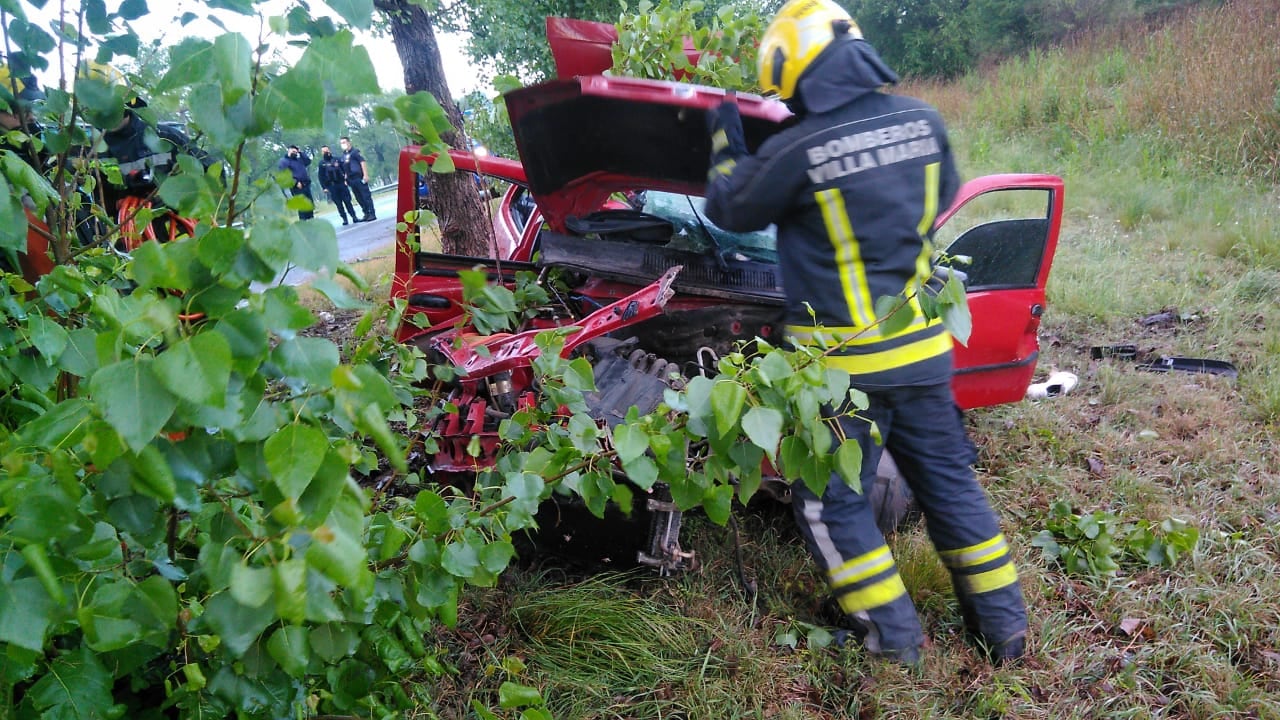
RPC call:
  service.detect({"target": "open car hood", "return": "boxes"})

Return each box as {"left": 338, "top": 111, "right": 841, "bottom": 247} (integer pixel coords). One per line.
{"left": 503, "top": 75, "right": 792, "bottom": 232}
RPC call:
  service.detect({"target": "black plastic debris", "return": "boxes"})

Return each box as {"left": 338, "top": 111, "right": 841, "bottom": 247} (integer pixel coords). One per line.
{"left": 1136, "top": 356, "right": 1238, "bottom": 379}
{"left": 1090, "top": 344, "right": 1138, "bottom": 360}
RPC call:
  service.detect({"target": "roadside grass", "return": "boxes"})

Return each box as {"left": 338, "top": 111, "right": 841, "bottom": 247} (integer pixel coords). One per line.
{"left": 389, "top": 2, "right": 1280, "bottom": 717}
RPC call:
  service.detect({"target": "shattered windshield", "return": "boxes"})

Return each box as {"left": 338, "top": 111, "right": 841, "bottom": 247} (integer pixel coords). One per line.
{"left": 642, "top": 191, "right": 778, "bottom": 264}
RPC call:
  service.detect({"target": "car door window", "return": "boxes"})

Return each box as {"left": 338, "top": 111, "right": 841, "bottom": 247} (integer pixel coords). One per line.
{"left": 933, "top": 188, "right": 1054, "bottom": 291}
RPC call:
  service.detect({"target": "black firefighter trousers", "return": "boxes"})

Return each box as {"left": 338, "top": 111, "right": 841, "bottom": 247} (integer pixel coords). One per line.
{"left": 790, "top": 381, "right": 1028, "bottom": 656}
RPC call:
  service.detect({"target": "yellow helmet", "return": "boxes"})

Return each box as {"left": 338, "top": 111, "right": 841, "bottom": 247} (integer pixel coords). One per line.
{"left": 0, "top": 62, "right": 43, "bottom": 111}
{"left": 758, "top": 0, "right": 862, "bottom": 101}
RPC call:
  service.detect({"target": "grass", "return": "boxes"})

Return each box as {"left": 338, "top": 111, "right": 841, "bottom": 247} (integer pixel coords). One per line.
{"left": 383, "top": 2, "right": 1280, "bottom": 717}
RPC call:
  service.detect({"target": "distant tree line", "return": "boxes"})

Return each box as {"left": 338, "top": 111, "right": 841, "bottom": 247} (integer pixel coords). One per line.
{"left": 845, "top": 0, "right": 1215, "bottom": 78}
{"left": 450, "top": 0, "right": 1218, "bottom": 83}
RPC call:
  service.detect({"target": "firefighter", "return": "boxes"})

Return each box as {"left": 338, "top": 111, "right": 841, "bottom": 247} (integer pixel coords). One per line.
{"left": 702, "top": 0, "right": 1027, "bottom": 665}
{"left": 0, "top": 62, "right": 56, "bottom": 283}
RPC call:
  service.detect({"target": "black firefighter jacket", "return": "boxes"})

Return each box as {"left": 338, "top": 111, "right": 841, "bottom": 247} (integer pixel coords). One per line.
{"left": 704, "top": 38, "right": 961, "bottom": 388}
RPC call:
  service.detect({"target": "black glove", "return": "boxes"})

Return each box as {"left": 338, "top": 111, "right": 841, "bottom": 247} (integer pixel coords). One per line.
{"left": 706, "top": 94, "right": 747, "bottom": 161}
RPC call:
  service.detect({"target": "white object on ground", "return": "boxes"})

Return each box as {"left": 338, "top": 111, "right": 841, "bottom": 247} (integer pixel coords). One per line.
{"left": 1025, "top": 371, "right": 1079, "bottom": 400}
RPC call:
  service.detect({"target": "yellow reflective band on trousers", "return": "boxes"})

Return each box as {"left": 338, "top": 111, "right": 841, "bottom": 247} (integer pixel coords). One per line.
{"left": 828, "top": 545, "right": 894, "bottom": 590}
{"left": 816, "top": 189, "right": 875, "bottom": 327}
{"left": 835, "top": 573, "right": 909, "bottom": 614}
{"left": 958, "top": 561, "right": 1019, "bottom": 595}
{"left": 939, "top": 534, "right": 1009, "bottom": 568}
{"left": 708, "top": 158, "right": 737, "bottom": 181}
{"left": 785, "top": 315, "right": 939, "bottom": 347}
{"left": 711, "top": 129, "right": 729, "bottom": 153}
{"left": 822, "top": 325, "right": 953, "bottom": 375}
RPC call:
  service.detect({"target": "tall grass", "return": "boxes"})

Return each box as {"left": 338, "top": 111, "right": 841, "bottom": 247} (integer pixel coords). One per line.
{"left": 417, "top": 2, "right": 1280, "bottom": 718}
{"left": 911, "top": 0, "right": 1280, "bottom": 185}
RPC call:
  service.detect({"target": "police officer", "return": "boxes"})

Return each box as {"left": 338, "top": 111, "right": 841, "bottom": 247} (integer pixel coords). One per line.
{"left": 339, "top": 136, "right": 375, "bottom": 222}
{"left": 277, "top": 145, "right": 314, "bottom": 220}
{"left": 318, "top": 144, "right": 357, "bottom": 225}
{"left": 703, "top": 0, "right": 1027, "bottom": 665}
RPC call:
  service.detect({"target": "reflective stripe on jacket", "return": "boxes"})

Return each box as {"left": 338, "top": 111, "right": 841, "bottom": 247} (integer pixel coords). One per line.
{"left": 705, "top": 90, "right": 961, "bottom": 387}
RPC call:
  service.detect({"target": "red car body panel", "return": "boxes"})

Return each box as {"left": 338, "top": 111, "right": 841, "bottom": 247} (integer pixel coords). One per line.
{"left": 391, "top": 76, "right": 1064, "bottom": 412}
{"left": 546, "top": 17, "right": 704, "bottom": 80}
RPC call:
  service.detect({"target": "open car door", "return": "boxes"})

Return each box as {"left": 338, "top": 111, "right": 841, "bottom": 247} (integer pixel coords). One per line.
{"left": 934, "top": 173, "right": 1064, "bottom": 409}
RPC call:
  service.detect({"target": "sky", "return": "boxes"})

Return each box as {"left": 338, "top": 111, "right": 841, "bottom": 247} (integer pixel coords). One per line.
{"left": 21, "top": 0, "right": 489, "bottom": 97}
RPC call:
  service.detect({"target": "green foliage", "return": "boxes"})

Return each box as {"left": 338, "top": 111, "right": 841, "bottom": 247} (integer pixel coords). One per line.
{"left": 1031, "top": 501, "right": 1200, "bottom": 577}
{"left": 0, "top": 1, "right": 502, "bottom": 718}
{"left": 612, "top": 0, "right": 765, "bottom": 91}
{"left": 439, "top": 0, "right": 621, "bottom": 82}
{"left": 459, "top": 87, "right": 518, "bottom": 160}
{"left": 848, "top": 0, "right": 975, "bottom": 79}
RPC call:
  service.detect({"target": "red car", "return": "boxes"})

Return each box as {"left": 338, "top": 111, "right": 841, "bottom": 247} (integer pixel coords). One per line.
{"left": 390, "top": 75, "right": 1063, "bottom": 571}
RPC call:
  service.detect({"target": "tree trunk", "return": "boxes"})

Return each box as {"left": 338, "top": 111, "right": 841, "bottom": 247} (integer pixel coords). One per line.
{"left": 373, "top": 0, "right": 494, "bottom": 257}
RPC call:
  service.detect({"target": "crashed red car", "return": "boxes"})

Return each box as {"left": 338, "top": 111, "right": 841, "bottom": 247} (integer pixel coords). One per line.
{"left": 389, "top": 73, "right": 1063, "bottom": 571}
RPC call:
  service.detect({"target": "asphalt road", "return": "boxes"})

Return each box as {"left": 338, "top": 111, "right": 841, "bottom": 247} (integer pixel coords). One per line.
{"left": 267, "top": 189, "right": 398, "bottom": 287}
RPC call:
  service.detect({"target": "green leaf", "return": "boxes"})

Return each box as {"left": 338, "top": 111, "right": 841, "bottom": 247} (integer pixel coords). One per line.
{"left": 620, "top": 454, "right": 659, "bottom": 490}
{"left": 265, "top": 423, "right": 329, "bottom": 500}
{"left": 309, "top": 623, "right": 359, "bottom": 663}
{"left": 612, "top": 423, "right": 649, "bottom": 463}
{"left": 258, "top": 67, "right": 325, "bottom": 129}
{"left": 272, "top": 559, "right": 307, "bottom": 623}
{"left": 156, "top": 37, "right": 216, "bottom": 93}
{"left": 414, "top": 490, "right": 450, "bottom": 535}
{"left": 230, "top": 562, "right": 274, "bottom": 609}
{"left": 0, "top": 178, "right": 29, "bottom": 253}
{"left": 940, "top": 285, "right": 973, "bottom": 345}
{"left": 442, "top": 541, "right": 480, "bottom": 579}
{"left": 213, "top": 32, "right": 252, "bottom": 104}
{"left": 267, "top": 625, "right": 310, "bottom": 678}
{"left": 755, "top": 350, "right": 793, "bottom": 387}
{"left": 26, "top": 312, "right": 69, "bottom": 361}
{"left": 153, "top": 332, "right": 233, "bottom": 406}
{"left": 129, "top": 444, "right": 178, "bottom": 503}
{"left": 432, "top": 152, "right": 456, "bottom": 173}
{"left": 0, "top": 577, "right": 54, "bottom": 651}
{"left": 499, "top": 681, "right": 545, "bottom": 709}
{"left": 287, "top": 219, "right": 340, "bottom": 273}
{"left": 741, "top": 406, "right": 783, "bottom": 458}
{"left": 873, "top": 294, "right": 916, "bottom": 338}
{"left": 271, "top": 336, "right": 339, "bottom": 388}
{"left": 310, "top": 275, "right": 369, "bottom": 310}
{"left": 188, "top": 82, "right": 250, "bottom": 149}
{"left": 709, "top": 379, "right": 747, "bottom": 433}
{"left": 200, "top": 591, "right": 276, "bottom": 656}
{"left": 833, "top": 440, "right": 864, "bottom": 494}
{"left": 18, "top": 397, "right": 92, "bottom": 449}
{"left": 296, "top": 30, "right": 379, "bottom": 97}
{"left": 327, "top": 0, "right": 374, "bottom": 28}
{"left": 89, "top": 357, "right": 179, "bottom": 452}
{"left": 702, "top": 483, "right": 734, "bottom": 525}
{"left": 479, "top": 540, "right": 516, "bottom": 574}
{"left": 24, "top": 647, "right": 117, "bottom": 720}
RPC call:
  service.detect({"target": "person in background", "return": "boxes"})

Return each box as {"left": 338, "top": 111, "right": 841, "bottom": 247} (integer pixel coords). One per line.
{"left": 702, "top": 0, "right": 1027, "bottom": 666}
{"left": 318, "top": 144, "right": 358, "bottom": 225}
{"left": 339, "top": 135, "right": 375, "bottom": 222}
{"left": 101, "top": 96, "right": 209, "bottom": 195}
{"left": 0, "top": 61, "right": 56, "bottom": 283}
{"left": 277, "top": 144, "right": 314, "bottom": 220}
